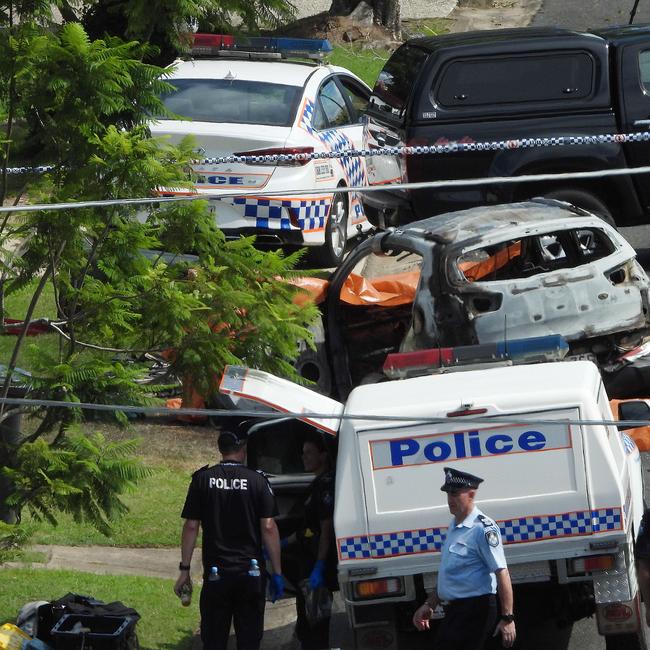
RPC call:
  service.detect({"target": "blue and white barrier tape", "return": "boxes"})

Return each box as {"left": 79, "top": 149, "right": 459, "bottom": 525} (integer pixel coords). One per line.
{"left": 2, "top": 165, "right": 650, "bottom": 213}
{"left": 194, "top": 129, "right": 650, "bottom": 166}
{"left": 5, "top": 129, "right": 650, "bottom": 174}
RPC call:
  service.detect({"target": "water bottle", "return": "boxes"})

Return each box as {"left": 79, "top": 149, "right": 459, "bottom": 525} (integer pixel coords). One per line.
{"left": 208, "top": 566, "right": 220, "bottom": 582}
{"left": 179, "top": 582, "right": 192, "bottom": 607}
{"left": 248, "top": 559, "right": 261, "bottom": 577}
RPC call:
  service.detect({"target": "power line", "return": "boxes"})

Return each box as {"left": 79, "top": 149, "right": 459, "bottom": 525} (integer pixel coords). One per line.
{"left": 0, "top": 394, "right": 648, "bottom": 429}
{"left": 2, "top": 164, "right": 650, "bottom": 213}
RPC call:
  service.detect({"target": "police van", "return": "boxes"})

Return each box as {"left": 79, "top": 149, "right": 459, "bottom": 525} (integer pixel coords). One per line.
{"left": 219, "top": 338, "right": 646, "bottom": 649}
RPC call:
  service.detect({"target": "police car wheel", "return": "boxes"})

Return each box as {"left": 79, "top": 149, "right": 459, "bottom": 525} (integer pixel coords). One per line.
{"left": 312, "top": 191, "right": 348, "bottom": 267}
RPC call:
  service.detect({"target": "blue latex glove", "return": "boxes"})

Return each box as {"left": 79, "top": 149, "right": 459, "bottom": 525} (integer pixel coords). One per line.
{"left": 269, "top": 573, "right": 284, "bottom": 602}
{"left": 309, "top": 559, "right": 326, "bottom": 590}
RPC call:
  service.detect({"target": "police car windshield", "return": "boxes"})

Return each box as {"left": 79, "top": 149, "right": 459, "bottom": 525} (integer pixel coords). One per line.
{"left": 157, "top": 79, "right": 302, "bottom": 126}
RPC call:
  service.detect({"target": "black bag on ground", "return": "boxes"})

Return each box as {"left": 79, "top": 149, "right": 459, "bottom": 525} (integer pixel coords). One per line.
{"left": 36, "top": 593, "right": 140, "bottom": 650}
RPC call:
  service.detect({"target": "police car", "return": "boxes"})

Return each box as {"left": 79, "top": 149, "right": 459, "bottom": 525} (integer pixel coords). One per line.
{"left": 151, "top": 34, "right": 373, "bottom": 267}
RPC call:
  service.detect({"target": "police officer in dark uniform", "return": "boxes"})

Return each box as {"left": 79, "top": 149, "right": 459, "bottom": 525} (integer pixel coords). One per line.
{"left": 283, "top": 433, "right": 337, "bottom": 650}
{"left": 174, "top": 427, "right": 284, "bottom": 650}
{"left": 635, "top": 509, "right": 650, "bottom": 627}
{"left": 412, "top": 467, "right": 516, "bottom": 649}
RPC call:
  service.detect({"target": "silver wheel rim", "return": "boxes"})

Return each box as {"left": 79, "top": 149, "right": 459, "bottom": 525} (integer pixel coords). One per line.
{"left": 330, "top": 194, "right": 347, "bottom": 258}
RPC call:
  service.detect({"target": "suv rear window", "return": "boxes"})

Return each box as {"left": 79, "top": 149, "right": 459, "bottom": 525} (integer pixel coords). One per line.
{"left": 370, "top": 43, "right": 428, "bottom": 117}
{"left": 159, "top": 79, "right": 301, "bottom": 126}
{"left": 436, "top": 52, "right": 594, "bottom": 107}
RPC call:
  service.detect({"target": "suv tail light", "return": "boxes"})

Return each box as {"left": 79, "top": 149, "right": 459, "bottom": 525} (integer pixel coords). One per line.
{"left": 352, "top": 577, "right": 404, "bottom": 600}
{"left": 569, "top": 554, "right": 617, "bottom": 574}
{"left": 232, "top": 147, "right": 314, "bottom": 167}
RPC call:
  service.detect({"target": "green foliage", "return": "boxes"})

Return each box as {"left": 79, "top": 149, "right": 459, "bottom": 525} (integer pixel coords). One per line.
{"left": 3, "top": 431, "right": 152, "bottom": 535}
{"left": 0, "top": 521, "right": 32, "bottom": 563}
{"left": 328, "top": 44, "right": 392, "bottom": 88}
{"left": 0, "top": 14, "right": 318, "bottom": 550}
{"left": 26, "top": 348, "right": 161, "bottom": 428}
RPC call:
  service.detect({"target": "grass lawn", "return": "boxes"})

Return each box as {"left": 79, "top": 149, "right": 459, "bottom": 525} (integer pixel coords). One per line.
{"left": 28, "top": 421, "right": 217, "bottom": 547}
{"left": 0, "top": 279, "right": 59, "bottom": 370}
{"left": 329, "top": 45, "right": 391, "bottom": 88}
{"left": 0, "top": 568, "right": 199, "bottom": 650}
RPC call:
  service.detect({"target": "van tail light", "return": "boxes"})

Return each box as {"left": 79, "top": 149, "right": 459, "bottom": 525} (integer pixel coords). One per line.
{"left": 569, "top": 554, "right": 617, "bottom": 574}
{"left": 232, "top": 147, "right": 314, "bottom": 167}
{"left": 352, "top": 577, "right": 404, "bottom": 600}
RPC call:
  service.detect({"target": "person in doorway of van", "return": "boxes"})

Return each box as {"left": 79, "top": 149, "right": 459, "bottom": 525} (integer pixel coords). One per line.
{"left": 174, "top": 427, "right": 284, "bottom": 650}
{"left": 282, "top": 433, "right": 337, "bottom": 650}
{"left": 634, "top": 509, "right": 650, "bottom": 626}
{"left": 412, "top": 467, "right": 516, "bottom": 649}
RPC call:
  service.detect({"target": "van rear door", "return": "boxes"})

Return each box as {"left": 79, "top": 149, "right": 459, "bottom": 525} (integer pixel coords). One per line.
{"left": 219, "top": 365, "right": 344, "bottom": 436}
{"left": 358, "top": 409, "right": 591, "bottom": 560}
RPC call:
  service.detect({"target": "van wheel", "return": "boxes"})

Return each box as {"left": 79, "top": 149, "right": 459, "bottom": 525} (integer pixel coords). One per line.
{"left": 542, "top": 189, "right": 616, "bottom": 228}
{"left": 311, "top": 191, "right": 348, "bottom": 268}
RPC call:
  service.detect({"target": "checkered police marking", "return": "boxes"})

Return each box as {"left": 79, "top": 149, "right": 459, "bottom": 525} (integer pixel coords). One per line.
{"left": 230, "top": 196, "right": 329, "bottom": 230}
{"left": 622, "top": 433, "right": 636, "bottom": 455}
{"left": 298, "top": 98, "right": 367, "bottom": 222}
{"left": 338, "top": 527, "right": 447, "bottom": 560}
{"left": 337, "top": 507, "right": 622, "bottom": 560}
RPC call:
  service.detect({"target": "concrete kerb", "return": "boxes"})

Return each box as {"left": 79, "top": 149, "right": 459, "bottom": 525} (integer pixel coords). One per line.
{"left": 447, "top": 0, "right": 543, "bottom": 32}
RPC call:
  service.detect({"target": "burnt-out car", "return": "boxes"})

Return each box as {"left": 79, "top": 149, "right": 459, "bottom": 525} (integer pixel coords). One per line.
{"left": 296, "top": 198, "right": 650, "bottom": 399}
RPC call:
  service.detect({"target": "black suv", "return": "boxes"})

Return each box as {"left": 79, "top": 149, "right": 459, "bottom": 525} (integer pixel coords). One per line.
{"left": 363, "top": 25, "right": 650, "bottom": 227}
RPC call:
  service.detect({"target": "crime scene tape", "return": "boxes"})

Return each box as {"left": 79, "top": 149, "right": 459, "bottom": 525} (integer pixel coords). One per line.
{"left": 194, "top": 129, "right": 650, "bottom": 166}
{"left": 2, "top": 164, "right": 650, "bottom": 214}
{"left": 4, "top": 129, "right": 650, "bottom": 174}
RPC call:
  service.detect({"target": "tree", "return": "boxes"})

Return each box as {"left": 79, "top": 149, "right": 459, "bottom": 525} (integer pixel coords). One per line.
{"left": 329, "top": 0, "right": 401, "bottom": 39}
{"left": 76, "top": 0, "right": 297, "bottom": 65}
{"left": 0, "top": 8, "right": 318, "bottom": 542}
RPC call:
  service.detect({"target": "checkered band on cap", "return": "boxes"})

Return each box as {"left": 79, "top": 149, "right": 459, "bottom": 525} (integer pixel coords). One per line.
{"left": 441, "top": 466, "right": 483, "bottom": 490}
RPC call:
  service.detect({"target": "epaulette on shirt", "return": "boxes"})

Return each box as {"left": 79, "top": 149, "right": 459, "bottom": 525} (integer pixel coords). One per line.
{"left": 256, "top": 468, "right": 275, "bottom": 494}
{"left": 477, "top": 514, "right": 497, "bottom": 529}
{"left": 192, "top": 464, "right": 210, "bottom": 477}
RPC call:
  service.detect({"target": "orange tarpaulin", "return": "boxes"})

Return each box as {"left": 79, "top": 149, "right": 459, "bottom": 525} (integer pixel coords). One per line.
{"left": 610, "top": 398, "right": 650, "bottom": 451}
{"left": 459, "top": 241, "right": 522, "bottom": 281}
{"left": 290, "top": 271, "right": 420, "bottom": 307}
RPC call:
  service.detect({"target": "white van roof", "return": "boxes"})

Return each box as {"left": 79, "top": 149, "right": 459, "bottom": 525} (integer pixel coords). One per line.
{"left": 345, "top": 360, "right": 602, "bottom": 421}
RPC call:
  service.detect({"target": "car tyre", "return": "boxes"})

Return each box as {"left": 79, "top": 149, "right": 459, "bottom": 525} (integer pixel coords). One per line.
{"left": 543, "top": 189, "right": 616, "bottom": 228}
{"left": 311, "top": 191, "right": 348, "bottom": 268}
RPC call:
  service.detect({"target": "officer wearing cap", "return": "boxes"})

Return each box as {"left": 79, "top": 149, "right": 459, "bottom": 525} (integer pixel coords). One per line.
{"left": 412, "top": 467, "right": 516, "bottom": 649}
{"left": 174, "top": 425, "right": 284, "bottom": 650}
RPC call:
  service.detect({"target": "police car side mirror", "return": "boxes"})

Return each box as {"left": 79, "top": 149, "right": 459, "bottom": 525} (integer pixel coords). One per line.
{"left": 618, "top": 400, "right": 650, "bottom": 431}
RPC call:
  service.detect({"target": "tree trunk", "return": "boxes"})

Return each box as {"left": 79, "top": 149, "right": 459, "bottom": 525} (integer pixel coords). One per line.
{"left": 329, "top": 0, "right": 401, "bottom": 38}
{"left": 0, "top": 406, "right": 22, "bottom": 523}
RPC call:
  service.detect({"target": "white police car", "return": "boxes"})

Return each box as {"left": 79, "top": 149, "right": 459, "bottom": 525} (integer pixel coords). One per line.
{"left": 151, "top": 34, "right": 373, "bottom": 267}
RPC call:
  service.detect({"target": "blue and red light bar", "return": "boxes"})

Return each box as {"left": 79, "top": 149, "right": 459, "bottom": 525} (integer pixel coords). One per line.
{"left": 189, "top": 34, "right": 333, "bottom": 59}
{"left": 383, "top": 335, "right": 570, "bottom": 379}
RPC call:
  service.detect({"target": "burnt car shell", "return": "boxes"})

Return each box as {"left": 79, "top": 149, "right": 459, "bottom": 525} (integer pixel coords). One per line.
{"left": 323, "top": 199, "right": 650, "bottom": 399}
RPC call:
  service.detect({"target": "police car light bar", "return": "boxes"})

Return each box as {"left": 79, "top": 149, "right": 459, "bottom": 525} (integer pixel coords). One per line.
{"left": 189, "top": 34, "right": 333, "bottom": 60}
{"left": 382, "top": 335, "right": 570, "bottom": 379}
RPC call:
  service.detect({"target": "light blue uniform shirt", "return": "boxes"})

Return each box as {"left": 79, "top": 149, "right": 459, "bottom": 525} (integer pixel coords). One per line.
{"left": 437, "top": 506, "right": 507, "bottom": 601}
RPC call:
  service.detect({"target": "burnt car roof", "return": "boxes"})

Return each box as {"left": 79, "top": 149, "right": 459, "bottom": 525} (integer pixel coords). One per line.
{"left": 394, "top": 199, "right": 614, "bottom": 247}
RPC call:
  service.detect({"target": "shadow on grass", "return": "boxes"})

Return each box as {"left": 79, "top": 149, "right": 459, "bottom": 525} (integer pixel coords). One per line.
{"left": 140, "top": 630, "right": 197, "bottom": 650}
